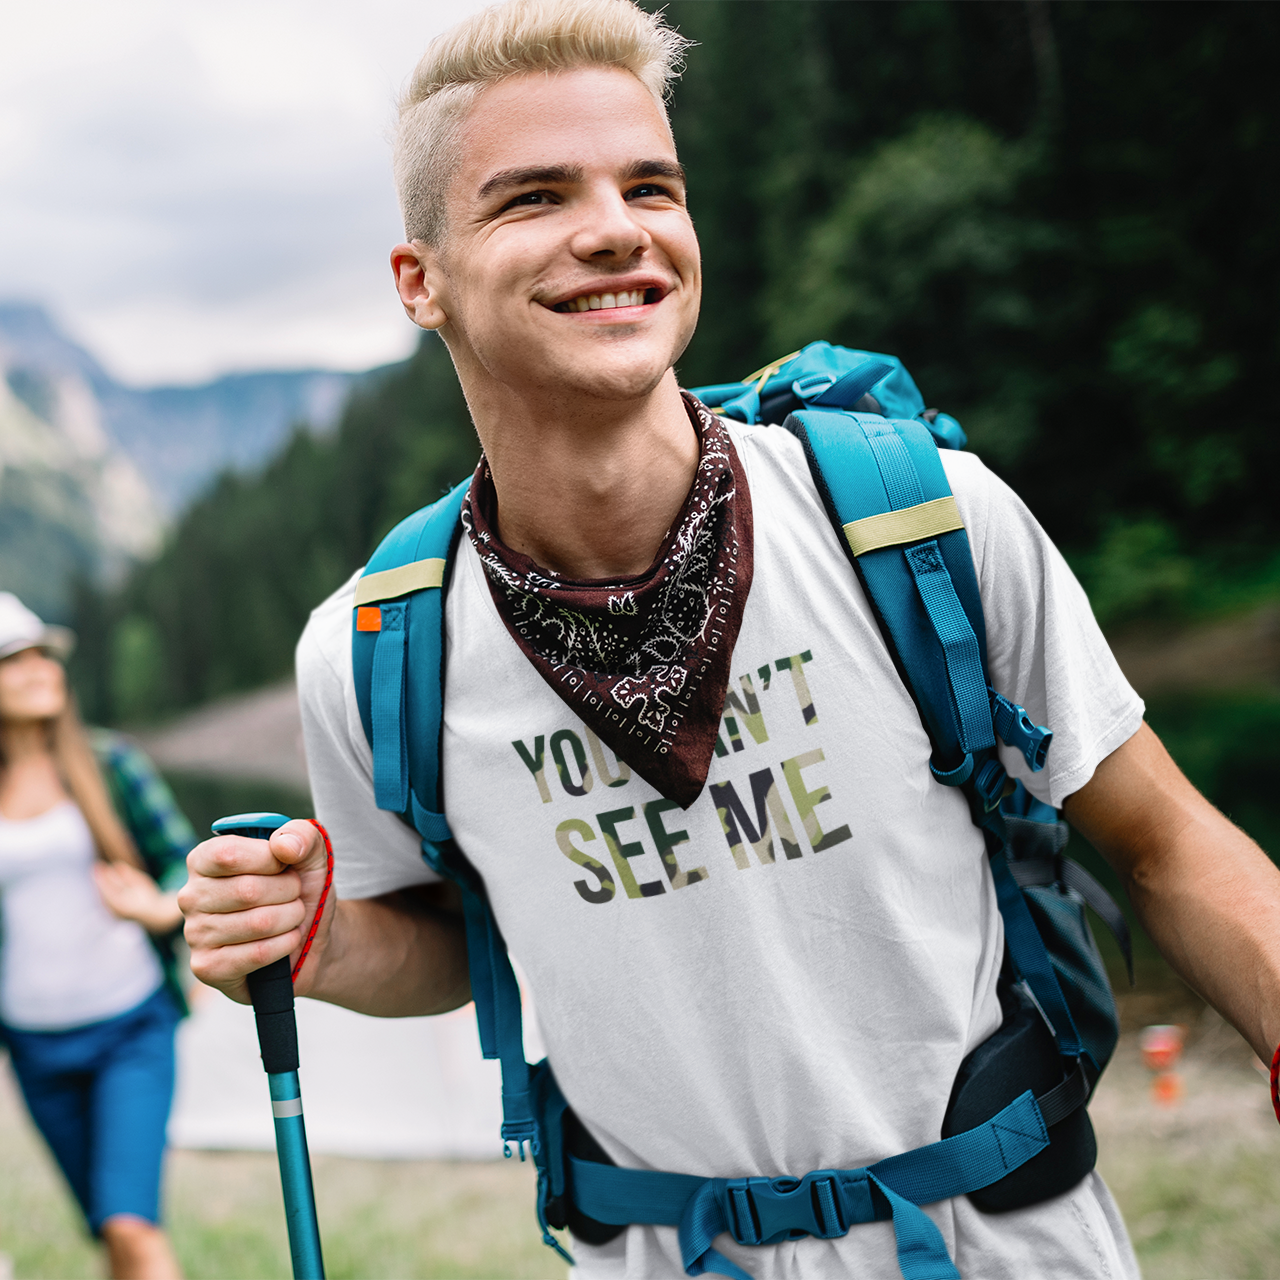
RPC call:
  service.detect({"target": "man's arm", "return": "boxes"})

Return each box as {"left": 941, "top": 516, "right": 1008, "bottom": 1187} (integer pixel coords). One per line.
{"left": 1063, "top": 721, "right": 1280, "bottom": 1062}
{"left": 179, "top": 820, "right": 471, "bottom": 1017}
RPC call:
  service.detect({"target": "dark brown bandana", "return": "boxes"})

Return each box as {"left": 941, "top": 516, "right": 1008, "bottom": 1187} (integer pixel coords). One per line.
{"left": 463, "top": 394, "right": 753, "bottom": 808}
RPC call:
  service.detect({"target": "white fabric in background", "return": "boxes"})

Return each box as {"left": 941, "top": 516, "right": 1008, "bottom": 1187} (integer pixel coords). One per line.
{"left": 169, "top": 985, "right": 534, "bottom": 1159}
{"left": 297, "top": 421, "right": 1144, "bottom": 1279}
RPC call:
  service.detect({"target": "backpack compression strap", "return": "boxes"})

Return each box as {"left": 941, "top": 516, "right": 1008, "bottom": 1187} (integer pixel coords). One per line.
{"left": 786, "top": 410, "right": 1082, "bottom": 1063}
{"left": 352, "top": 478, "right": 545, "bottom": 1169}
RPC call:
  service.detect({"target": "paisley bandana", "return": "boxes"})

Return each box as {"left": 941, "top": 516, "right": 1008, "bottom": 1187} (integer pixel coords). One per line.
{"left": 463, "top": 394, "right": 753, "bottom": 808}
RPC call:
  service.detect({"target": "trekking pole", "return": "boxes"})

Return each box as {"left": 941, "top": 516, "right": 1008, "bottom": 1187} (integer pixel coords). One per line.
{"left": 211, "top": 812, "right": 325, "bottom": 1280}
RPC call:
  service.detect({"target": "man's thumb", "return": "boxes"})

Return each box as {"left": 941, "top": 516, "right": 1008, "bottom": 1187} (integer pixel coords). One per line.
{"left": 268, "top": 819, "right": 324, "bottom": 869}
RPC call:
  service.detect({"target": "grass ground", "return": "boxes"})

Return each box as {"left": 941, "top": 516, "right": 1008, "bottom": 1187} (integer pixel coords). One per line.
{"left": 5, "top": 995, "right": 1280, "bottom": 1279}
{"left": 0, "top": 1062, "right": 560, "bottom": 1279}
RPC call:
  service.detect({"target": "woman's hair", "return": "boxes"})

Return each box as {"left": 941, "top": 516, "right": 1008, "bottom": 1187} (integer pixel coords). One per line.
{"left": 50, "top": 698, "right": 145, "bottom": 868}
{"left": 0, "top": 688, "right": 145, "bottom": 869}
{"left": 394, "top": 0, "right": 691, "bottom": 247}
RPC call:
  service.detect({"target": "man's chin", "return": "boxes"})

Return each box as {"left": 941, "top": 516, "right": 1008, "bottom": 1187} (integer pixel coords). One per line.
{"left": 535, "top": 350, "right": 678, "bottom": 405}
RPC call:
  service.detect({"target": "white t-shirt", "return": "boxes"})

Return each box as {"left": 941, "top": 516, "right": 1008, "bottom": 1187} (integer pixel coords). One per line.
{"left": 297, "top": 422, "right": 1144, "bottom": 1279}
{"left": 0, "top": 801, "right": 162, "bottom": 1030}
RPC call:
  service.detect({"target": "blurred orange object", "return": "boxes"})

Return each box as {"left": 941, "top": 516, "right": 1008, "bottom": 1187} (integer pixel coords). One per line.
{"left": 1151, "top": 1070, "right": 1184, "bottom": 1107}
{"left": 1140, "top": 1024, "right": 1186, "bottom": 1072}
{"left": 1141, "top": 1024, "right": 1187, "bottom": 1108}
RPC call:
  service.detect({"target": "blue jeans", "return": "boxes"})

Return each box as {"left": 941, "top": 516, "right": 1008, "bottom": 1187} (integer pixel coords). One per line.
{"left": 3, "top": 985, "right": 179, "bottom": 1234}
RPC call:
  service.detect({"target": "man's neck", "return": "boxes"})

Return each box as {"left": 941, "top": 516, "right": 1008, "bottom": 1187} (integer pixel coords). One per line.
{"left": 469, "top": 369, "right": 699, "bottom": 580}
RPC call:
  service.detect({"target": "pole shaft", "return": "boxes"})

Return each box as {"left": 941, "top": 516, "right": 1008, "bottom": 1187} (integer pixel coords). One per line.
{"left": 269, "top": 1071, "right": 325, "bottom": 1279}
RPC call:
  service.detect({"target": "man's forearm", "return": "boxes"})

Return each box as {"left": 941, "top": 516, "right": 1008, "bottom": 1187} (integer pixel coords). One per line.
{"left": 303, "top": 888, "right": 472, "bottom": 1017}
{"left": 1066, "top": 722, "right": 1280, "bottom": 1062}
{"left": 1122, "top": 806, "right": 1280, "bottom": 1062}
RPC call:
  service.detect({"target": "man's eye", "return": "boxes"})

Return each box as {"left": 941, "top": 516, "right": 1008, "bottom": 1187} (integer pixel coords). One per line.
{"left": 627, "top": 183, "right": 673, "bottom": 200}
{"left": 503, "top": 190, "right": 555, "bottom": 210}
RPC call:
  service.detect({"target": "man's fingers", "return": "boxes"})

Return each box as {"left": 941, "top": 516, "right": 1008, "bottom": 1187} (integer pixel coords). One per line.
{"left": 269, "top": 819, "right": 326, "bottom": 871}
{"left": 180, "top": 869, "right": 301, "bottom": 916}
{"left": 184, "top": 899, "right": 306, "bottom": 950}
{"left": 187, "top": 833, "right": 288, "bottom": 880}
{"left": 189, "top": 929, "right": 302, "bottom": 998}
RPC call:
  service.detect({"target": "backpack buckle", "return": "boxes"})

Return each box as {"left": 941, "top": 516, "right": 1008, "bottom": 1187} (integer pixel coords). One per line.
{"left": 973, "top": 759, "right": 1009, "bottom": 813}
{"left": 723, "top": 1171, "right": 847, "bottom": 1245}
{"left": 989, "top": 690, "right": 1053, "bottom": 772}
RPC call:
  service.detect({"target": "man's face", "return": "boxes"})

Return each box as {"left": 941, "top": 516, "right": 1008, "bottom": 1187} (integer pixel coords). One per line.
{"left": 405, "top": 66, "right": 701, "bottom": 406}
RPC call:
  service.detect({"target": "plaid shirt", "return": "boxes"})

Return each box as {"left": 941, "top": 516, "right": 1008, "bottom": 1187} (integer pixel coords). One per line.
{"left": 92, "top": 729, "right": 195, "bottom": 892}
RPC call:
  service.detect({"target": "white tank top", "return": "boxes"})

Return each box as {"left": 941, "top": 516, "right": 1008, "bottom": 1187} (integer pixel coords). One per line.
{"left": 0, "top": 801, "right": 162, "bottom": 1030}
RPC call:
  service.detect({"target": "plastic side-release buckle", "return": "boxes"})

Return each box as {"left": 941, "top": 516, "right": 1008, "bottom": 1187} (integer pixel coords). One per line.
{"left": 990, "top": 690, "right": 1052, "bottom": 772}
{"left": 973, "top": 758, "right": 1009, "bottom": 813}
{"left": 723, "top": 1171, "right": 849, "bottom": 1246}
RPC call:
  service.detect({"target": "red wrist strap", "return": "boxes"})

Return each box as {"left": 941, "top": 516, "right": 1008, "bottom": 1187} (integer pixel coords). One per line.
{"left": 1270, "top": 1042, "right": 1280, "bottom": 1126}
{"left": 292, "top": 819, "right": 334, "bottom": 983}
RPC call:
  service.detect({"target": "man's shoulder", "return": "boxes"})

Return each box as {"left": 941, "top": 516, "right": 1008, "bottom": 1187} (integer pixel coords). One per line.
{"left": 296, "top": 567, "right": 363, "bottom": 695}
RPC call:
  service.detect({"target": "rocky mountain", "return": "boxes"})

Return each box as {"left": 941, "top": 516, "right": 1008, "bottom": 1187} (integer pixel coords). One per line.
{"left": 0, "top": 303, "right": 360, "bottom": 622}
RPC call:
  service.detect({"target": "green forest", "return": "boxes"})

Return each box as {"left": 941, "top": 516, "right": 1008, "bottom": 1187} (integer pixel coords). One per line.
{"left": 73, "top": 0, "right": 1280, "bottom": 845}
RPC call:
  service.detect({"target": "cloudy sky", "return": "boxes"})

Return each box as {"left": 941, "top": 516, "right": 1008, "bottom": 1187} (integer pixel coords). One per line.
{"left": 0, "top": 0, "right": 490, "bottom": 385}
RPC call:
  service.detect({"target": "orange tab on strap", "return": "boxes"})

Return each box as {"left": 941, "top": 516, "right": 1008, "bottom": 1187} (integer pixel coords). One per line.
{"left": 356, "top": 606, "right": 382, "bottom": 632}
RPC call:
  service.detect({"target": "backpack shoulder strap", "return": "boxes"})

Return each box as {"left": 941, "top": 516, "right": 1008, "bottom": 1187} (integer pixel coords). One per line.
{"left": 788, "top": 409, "right": 998, "bottom": 790}
{"left": 788, "top": 408, "right": 1085, "bottom": 1061}
{"left": 352, "top": 477, "right": 470, "bottom": 838}
{"left": 350, "top": 476, "right": 545, "bottom": 1166}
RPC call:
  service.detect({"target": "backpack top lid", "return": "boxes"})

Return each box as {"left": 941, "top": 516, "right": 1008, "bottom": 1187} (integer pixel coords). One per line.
{"left": 690, "top": 340, "right": 967, "bottom": 450}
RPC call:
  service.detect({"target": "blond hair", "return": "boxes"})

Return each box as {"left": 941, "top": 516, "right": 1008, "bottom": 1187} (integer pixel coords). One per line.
{"left": 394, "top": 0, "right": 691, "bottom": 245}
{"left": 51, "top": 699, "right": 146, "bottom": 869}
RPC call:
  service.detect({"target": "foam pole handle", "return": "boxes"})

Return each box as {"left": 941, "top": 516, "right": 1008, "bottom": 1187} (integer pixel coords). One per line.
{"left": 211, "top": 813, "right": 325, "bottom": 1280}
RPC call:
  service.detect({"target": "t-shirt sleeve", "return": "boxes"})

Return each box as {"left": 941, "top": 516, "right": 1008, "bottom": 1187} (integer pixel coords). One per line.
{"left": 941, "top": 451, "right": 1145, "bottom": 809}
{"left": 296, "top": 574, "right": 439, "bottom": 900}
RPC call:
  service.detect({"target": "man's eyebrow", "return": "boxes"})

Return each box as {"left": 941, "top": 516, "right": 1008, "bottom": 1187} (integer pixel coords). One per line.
{"left": 475, "top": 158, "right": 687, "bottom": 202}
{"left": 476, "top": 164, "right": 584, "bottom": 201}
{"left": 622, "top": 159, "right": 686, "bottom": 185}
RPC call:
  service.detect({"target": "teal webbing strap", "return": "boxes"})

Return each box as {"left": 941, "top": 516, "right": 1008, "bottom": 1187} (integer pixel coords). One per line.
{"left": 457, "top": 885, "right": 536, "bottom": 1150}
{"left": 370, "top": 602, "right": 408, "bottom": 812}
{"left": 410, "top": 791, "right": 452, "bottom": 845}
{"left": 903, "top": 542, "right": 993, "bottom": 758}
{"left": 569, "top": 1090, "right": 1048, "bottom": 1280}
{"left": 989, "top": 852, "right": 1082, "bottom": 1059}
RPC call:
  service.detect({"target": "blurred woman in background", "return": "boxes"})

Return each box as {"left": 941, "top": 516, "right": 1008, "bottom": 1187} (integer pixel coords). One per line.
{"left": 0, "top": 593, "right": 195, "bottom": 1280}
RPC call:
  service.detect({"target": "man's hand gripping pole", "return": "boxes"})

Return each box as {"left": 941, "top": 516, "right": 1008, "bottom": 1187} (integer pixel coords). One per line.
{"left": 211, "top": 813, "right": 326, "bottom": 1280}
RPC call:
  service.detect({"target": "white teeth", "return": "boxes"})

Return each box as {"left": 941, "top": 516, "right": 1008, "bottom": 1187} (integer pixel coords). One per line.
{"left": 560, "top": 289, "right": 652, "bottom": 312}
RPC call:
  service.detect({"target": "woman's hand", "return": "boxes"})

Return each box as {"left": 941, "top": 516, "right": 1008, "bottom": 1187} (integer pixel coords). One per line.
{"left": 93, "top": 862, "right": 184, "bottom": 934}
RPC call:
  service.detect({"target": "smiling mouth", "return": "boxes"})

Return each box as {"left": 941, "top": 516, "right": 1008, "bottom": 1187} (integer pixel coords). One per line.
{"left": 551, "top": 287, "right": 663, "bottom": 313}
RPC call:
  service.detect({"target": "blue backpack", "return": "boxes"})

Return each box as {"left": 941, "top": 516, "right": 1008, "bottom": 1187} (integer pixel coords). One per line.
{"left": 350, "top": 342, "right": 1132, "bottom": 1280}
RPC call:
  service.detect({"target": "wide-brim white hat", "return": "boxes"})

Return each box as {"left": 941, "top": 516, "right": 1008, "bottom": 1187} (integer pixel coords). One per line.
{"left": 0, "top": 592, "right": 76, "bottom": 662}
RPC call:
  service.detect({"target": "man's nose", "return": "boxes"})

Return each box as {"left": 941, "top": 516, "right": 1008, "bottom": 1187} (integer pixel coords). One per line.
{"left": 568, "top": 185, "right": 652, "bottom": 261}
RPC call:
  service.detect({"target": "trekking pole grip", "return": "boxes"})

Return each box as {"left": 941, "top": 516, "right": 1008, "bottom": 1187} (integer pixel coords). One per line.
{"left": 246, "top": 955, "right": 299, "bottom": 1074}
{"left": 211, "top": 811, "right": 299, "bottom": 1070}
{"left": 211, "top": 811, "right": 325, "bottom": 1280}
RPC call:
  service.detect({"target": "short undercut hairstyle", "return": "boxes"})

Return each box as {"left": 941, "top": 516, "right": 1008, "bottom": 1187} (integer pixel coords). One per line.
{"left": 394, "top": 0, "right": 691, "bottom": 246}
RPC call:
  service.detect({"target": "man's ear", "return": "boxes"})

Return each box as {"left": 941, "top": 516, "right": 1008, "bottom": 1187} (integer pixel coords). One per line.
{"left": 391, "top": 241, "right": 450, "bottom": 331}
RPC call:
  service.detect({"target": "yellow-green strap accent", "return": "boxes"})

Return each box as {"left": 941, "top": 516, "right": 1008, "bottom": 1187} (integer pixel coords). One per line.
{"left": 353, "top": 558, "right": 446, "bottom": 606}
{"left": 843, "top": 495, "right": 964, "bottom": 557}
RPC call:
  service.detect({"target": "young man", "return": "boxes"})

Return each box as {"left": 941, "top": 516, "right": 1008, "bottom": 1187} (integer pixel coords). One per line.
{"left": 179, "top": 1, "right": 1280, "bottom": 1275}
